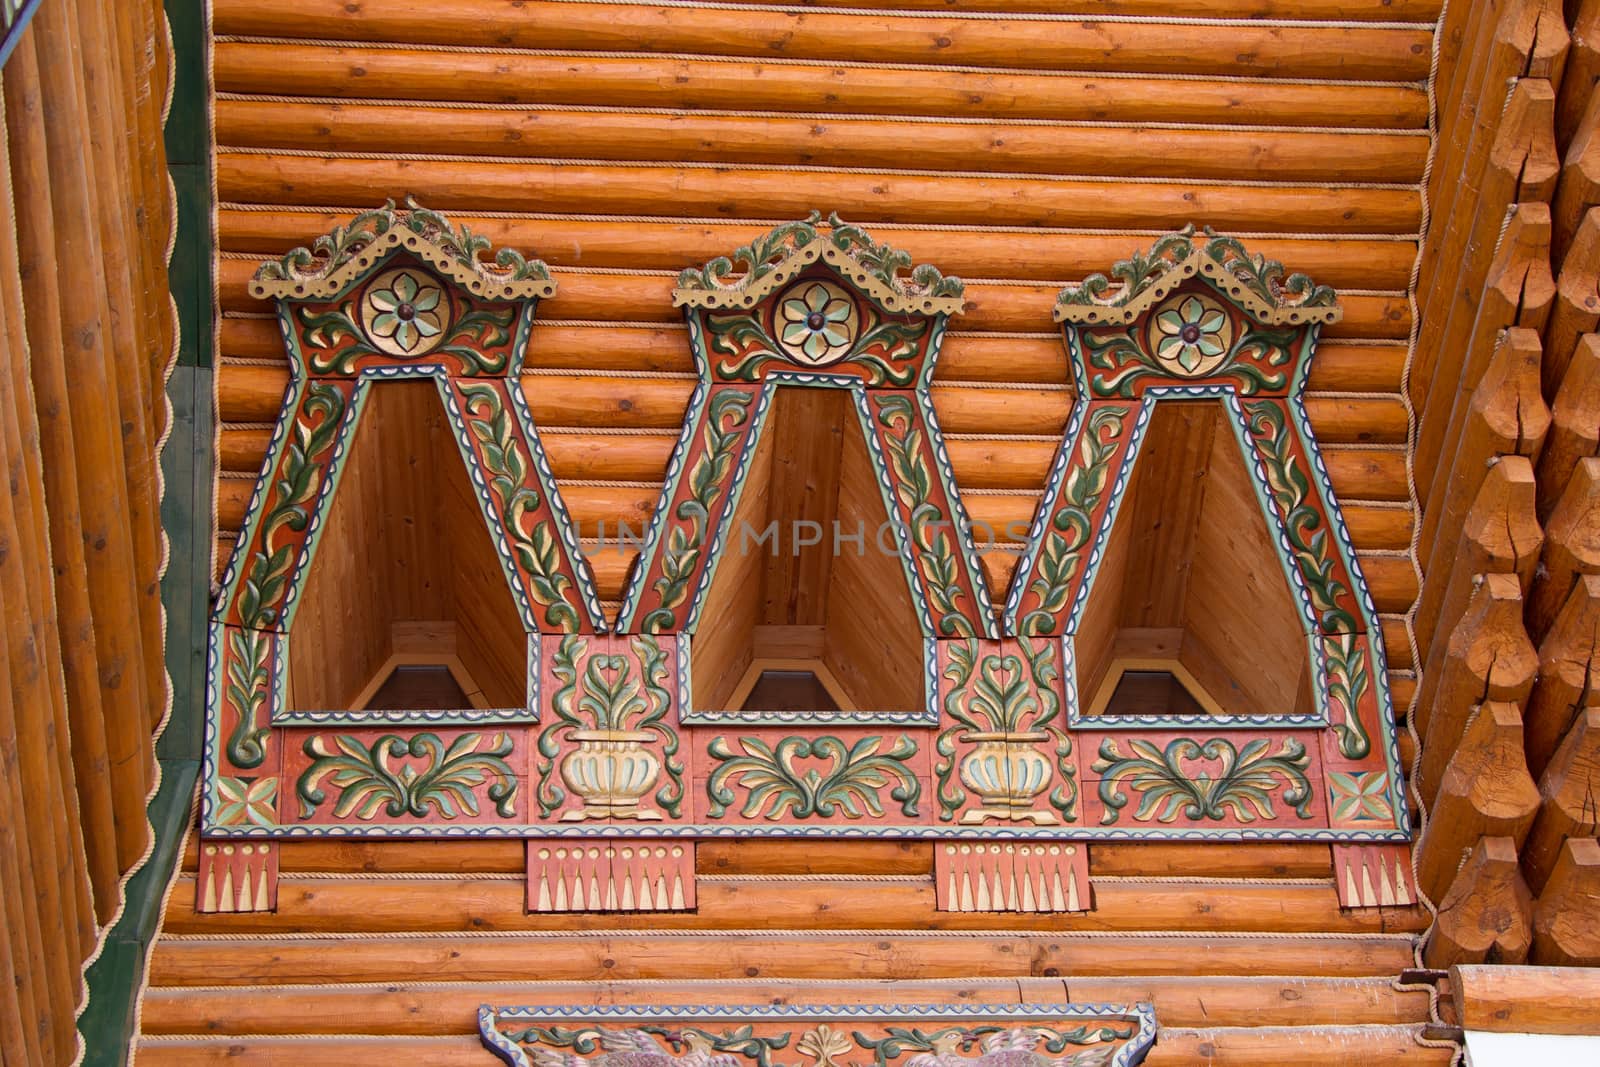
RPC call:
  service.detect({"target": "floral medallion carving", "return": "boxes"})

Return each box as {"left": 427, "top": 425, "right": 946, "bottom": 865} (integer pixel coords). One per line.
{"left": 359, "top": 267, "right": 451, "bottom": 356}
{"left": 1146, "top": 293, "right": 1232, "bottom": 377}
{"left": 776, "top": 279, "right": 859, "bottom": 366}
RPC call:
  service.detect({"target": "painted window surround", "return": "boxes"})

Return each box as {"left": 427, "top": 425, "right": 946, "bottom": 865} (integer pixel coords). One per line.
{"left": 198, "top": 203, "right": 1412, "bottom": 915}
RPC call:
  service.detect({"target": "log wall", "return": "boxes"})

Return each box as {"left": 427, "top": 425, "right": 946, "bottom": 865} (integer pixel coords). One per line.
{"left": 0, "top": 0, "right": 177, "bottom": 1062}
{"left": 1410, "top": 0, "right": 1600, "bottom": 978}
{"left": 143, "top": 1, "right": 1458, "bottom": 1064}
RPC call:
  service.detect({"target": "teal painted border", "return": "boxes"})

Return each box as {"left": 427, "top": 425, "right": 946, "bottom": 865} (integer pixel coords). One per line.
{"left": 78, "top": 0, "right": 214, "bottom": 1061}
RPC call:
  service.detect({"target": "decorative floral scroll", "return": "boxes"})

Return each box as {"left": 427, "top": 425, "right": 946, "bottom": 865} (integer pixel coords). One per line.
{"left": 481, "top": 1005, "right": 1158, "bottom": 1067}
{"left": 933, "top": 639, "right": 1075, "bottom": 826}
{"left": 230, "top": 381, "right": 349, "bottom": 630}
{"left": 1090, "top": 736, "right": 1314, "bottom": 826}
{"left": 534, "top": 635, "right": 685, "bottom": 821}
{"left": 639, "top": 388, "right": 756, "bottom": 634}
{"left": 1017, "top": 406, "right": 1130, "bottom": 637}
{"left": 1240, "top": 399, "right": 1359, "bottom": 634}
{"left": 705, "top": 734, "right": 922, "bottom": 820}
{"left": 875, "top": 394, "right": 977, "bottom": 638}
{"left": 1056, "top": 224, "right": 1337, "bottom": 321}
{"left": 456, "top": 379, "right": 585, "bottom": 633}
{"left": 295, "top": 732, "right": 519, "bottom": 821}
{"left": 675, "top": 212, "right": 963, "bottom": 315}
{"left": 254, "top": 195, "right": 553, "bottom": 293}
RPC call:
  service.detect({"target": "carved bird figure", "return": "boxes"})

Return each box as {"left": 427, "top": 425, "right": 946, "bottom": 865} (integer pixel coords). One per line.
{"left": 530, "top": 1029, "right": 745, "bottom": 1067}
{"left": 905, "top": 1028, "right": 1117, "bottom": 1067}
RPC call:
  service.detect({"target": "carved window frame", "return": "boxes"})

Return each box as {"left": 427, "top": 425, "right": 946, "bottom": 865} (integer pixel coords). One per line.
{"left": 202, "top": 203, "right": 602, "bottom": 841}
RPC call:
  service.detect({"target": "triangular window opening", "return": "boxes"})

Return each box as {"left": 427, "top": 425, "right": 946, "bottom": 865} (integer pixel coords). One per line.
{"left": 1075, "top": 399, "right": 1316, "bottom": 719}
{"left": 691, "top": 386, "right": 925, "bottom": 714}
{"left": 284, "top": 380, "right": 529, "bottom": 714}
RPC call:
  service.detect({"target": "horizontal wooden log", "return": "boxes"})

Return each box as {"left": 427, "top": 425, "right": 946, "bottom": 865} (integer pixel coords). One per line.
{"left": 137, "top": 1026, "right": 1453, "bottom": 1067}
{"left": 210, "top": 1, "right": 1435, "bottom": 80}
{"left": 598, "top": 0, "right": 1447, "bottom": 16}
{"left": 139, "top": 974, "right": 1430, "bottom": 1036}
{"left": 218, "top": 211, "right": 1421, "bottom": 291}
{"left": 1144, "top": 1026, "right": 1450, "bottom": 1066}
{"left": 215, "top": 99, "right": 1430, "bottom": 183}
{"left": 1454, "top": 962, "right": 1600, "bottom": 1034}
{"left": 160, "top": 874, "right": 1426, "bottom": 936}
{"left": 180, "top": 832, "right": 1338, "bottom": 880}
{"left": 146, "top": 928, "right": 1419, "bottom": 989}
{"left": 217, "top": 316, "right": 1411, "bottom": 392}
{"left": 1532, "top": 838, "right": 1600, "bottom": 966}
{"left": 1523, "top": 707, "right": 1600, "bottom": 893}
{"left": 213, "top": 365, "right": 1412, "bottom": 443}
{"left": 216, "top": 258, "right": 1414, "bottom": 338}
{"left": 211, "top": 43, "right": 1432, "bottom": 130}
{"left": 1423, "top": 836, "right": 1533, "bottom": 969}
{"left": 215, "top": 154, "right": 1424, "bottom": 236}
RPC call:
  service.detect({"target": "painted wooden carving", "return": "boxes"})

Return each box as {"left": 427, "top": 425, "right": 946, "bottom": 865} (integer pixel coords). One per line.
{"left": 526, "top": 840, "right": 696, "bottom": 912}
{"left": 617, "top": 211, "right": 995, "bottom": 644}
{"left": 205, "top": 212, "right": 1412, "bottom": 918}
{"left": 480, "top": 1004, "right": 1157, "bottom": 1067}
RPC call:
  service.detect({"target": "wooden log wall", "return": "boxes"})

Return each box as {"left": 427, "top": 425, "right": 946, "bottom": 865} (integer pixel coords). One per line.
{"left": 0, "top": 1, "right": 177, "bottom": 1062}
{"left": 134, "top": 1, "right": 1471, "bottom": 1064}
{"left": 1413, "top": 0, "right": 1600, "bottom": 975}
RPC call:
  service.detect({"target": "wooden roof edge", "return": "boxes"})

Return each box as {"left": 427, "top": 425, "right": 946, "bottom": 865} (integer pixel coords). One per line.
{"left": 672, "top": 212, "right": 967, "bottom": 317}
{"left": 1054, "top": 226, "right": 1343, "bottom": 327}
{"left": 249, "top": 197, "right": 557, "bottom": 302}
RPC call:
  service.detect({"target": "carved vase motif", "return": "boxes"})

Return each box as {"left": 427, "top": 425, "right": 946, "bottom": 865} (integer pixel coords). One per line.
{"left": 559, "top": 729, "right": 663, "bottom": 821}
{"left": 958, "top": 732, "right": 1057, "bottom": 825}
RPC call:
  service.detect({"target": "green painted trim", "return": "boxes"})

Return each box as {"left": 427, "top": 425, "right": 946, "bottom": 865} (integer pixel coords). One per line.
{"left": 77, "top": 761, "right": 198, "bottom": 1064}
{"left": 78, "top": 0, "right": 215, "bottom": 1060}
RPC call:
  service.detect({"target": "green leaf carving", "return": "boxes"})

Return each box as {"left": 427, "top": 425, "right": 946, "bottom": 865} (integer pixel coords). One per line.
{"left": 644, "top": 388, "right": 753, "bottom": 633}
{"left": 237, "top": 382, "right": 346, "bottom": 628}
{"left": 296, "top": 731, "right": 518, "bottom": 821}
{"left": 1092, "top": 736, "right": 1314, "bottom": 826}
{"left": 877, "top": 393, "right": 971, "bottom": 637}
{"left": 224, "top": 628, "right": 273, "bottom": 769}
{"left": 458, "top": 381, "right": 580, "bottom": 632}
{"left": 706, "top": 734, "right": 922, "bottom": 819}
{"left": 1242, "top": 400, "right": 1357, "bottom": 634}
{"left": 1020, "top": 405, "right": 1126, "bottom": 636}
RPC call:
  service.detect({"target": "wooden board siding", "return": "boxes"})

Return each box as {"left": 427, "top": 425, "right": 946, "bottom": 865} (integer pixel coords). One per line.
{"left": 152, "top": 0, "right": 1446, "bottom": 1061}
